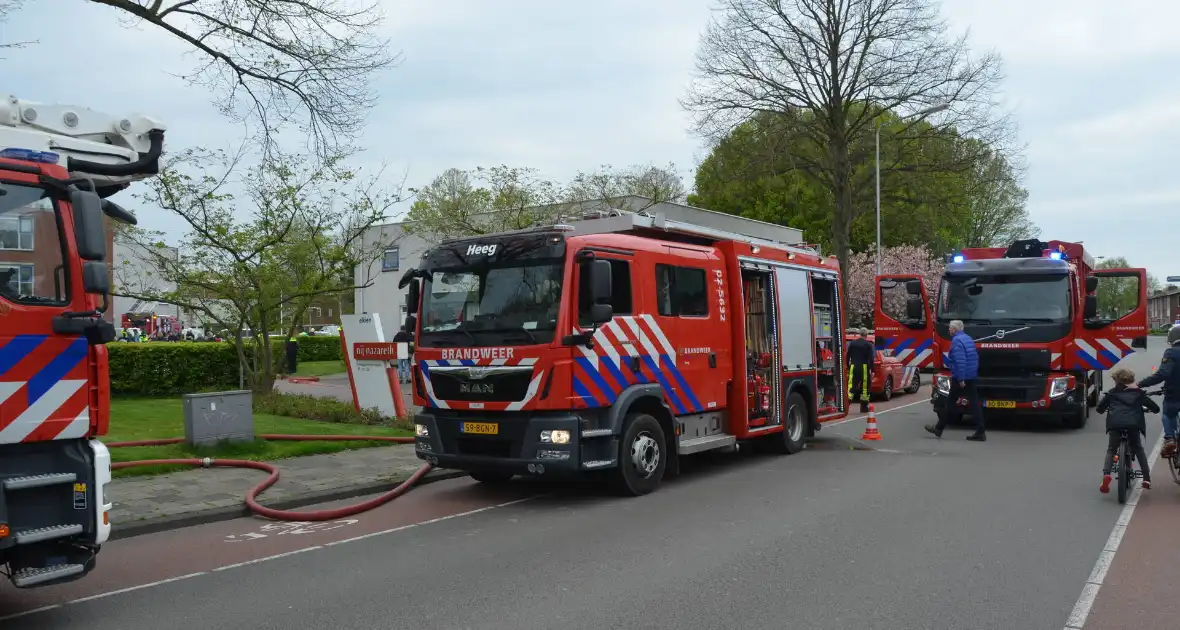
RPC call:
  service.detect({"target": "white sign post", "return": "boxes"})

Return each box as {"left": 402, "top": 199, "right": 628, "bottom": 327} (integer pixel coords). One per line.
{"left": 339, "top": 313, "right": 406, "bottom": 418}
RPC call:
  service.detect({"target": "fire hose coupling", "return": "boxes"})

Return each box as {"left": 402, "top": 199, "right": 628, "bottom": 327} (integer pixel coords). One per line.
{"left": 201, "top": 457, "right": 215, "bottom": 468}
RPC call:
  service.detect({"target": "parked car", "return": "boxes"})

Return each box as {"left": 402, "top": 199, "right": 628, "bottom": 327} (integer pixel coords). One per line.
{"left": 845, "top": 330, "right": 922, "bottom": 400}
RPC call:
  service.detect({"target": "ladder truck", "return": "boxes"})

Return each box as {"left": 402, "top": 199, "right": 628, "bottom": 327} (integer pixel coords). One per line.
{"left": 873, "top": 239, "right": 1148, "bottom": 429}
{"left": 0, "top": 91, "right": 165, "bottom": 587}
{"left": 395, "top": 212, "right": 852, "bottom": 496}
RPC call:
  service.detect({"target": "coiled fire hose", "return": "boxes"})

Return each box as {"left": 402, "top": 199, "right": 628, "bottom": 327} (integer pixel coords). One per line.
{"left": 107, "top": 435, "right": 433, "bottom": 521}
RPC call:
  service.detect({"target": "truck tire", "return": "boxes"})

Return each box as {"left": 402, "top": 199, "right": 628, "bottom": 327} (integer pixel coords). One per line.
{"left": 1063, "top": 387, "right": 1089, "bottom": 429}
{"left": 769, "top": 391, "right": 807, "bottom": 454}
{"left": 469, "top": 471, "right": 514, "bottom": 484}
{"left": 613, "top": 413, "right": 667, "bottom": 496}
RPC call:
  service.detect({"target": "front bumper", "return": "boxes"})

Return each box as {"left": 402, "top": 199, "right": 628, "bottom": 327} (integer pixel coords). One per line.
{"left": 930, "top": 377, "right": 1084, "bottom": 417}
{"left": 413, "top": 410, "right": 618, "bottom": 474}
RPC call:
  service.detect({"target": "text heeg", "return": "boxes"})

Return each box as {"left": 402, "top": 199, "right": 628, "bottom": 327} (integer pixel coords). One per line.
{"left": 467, "top": 243, "right": 497, "bottom": 256}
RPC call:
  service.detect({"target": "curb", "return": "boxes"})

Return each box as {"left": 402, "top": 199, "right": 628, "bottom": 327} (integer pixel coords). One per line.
{"left": 109, "top": 469, "right": 470, "bottom": 541}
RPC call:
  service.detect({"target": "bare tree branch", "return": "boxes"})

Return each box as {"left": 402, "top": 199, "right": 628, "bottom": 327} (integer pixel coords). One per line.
{"left": 86, "top": 0, "right": 401, "bottom": 158}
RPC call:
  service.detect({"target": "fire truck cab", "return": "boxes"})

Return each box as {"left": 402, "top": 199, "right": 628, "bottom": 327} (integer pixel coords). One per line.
{"left": 874, "top": 239, "right": 1148, "bottom": 429}
{"left": 399, "top": 212, "right": 853, "bottom": 495}
{"left": 0, "top": 91, "right": 164, "bottom": 587}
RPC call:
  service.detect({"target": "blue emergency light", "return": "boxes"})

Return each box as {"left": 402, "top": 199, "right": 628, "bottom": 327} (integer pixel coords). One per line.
{"left": 1048, "top": 251, "right": 1062, "bottom": 260}
{"left": 0, "top": 147, "right": 60, "bottom": 164}
{"left": 952, "top": 254, "right": 965, "bottom": 263}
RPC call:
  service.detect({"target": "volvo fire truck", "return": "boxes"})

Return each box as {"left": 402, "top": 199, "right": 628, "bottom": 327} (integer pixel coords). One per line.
{"left": 873, "top": 239, "right": 1148, "bottom": 429}
{"left": 397, "top": 212, "right": 853, "bottom": 496}
{"left": 0, "top": 91, "right": 165, "bottom": 587}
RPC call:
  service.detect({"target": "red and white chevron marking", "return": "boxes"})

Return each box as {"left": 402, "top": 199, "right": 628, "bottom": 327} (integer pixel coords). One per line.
{"left": 0, "top": 380, "right": 90, "bottom": 443}
{"left": 573, "top": 314, "right": 677, "bottom": 370}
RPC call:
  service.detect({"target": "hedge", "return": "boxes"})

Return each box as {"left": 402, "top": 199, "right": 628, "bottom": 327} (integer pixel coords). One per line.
{"left": 107, "top": 336, "right": 343, "bottom": 396}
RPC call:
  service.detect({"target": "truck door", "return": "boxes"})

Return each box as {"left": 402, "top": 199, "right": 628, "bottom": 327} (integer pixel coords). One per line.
{"left": 873, "top": 274, "right": 935, "bottom": 370}
{"left": 1074, "top": 268, "right": 1149, "bottom": 370}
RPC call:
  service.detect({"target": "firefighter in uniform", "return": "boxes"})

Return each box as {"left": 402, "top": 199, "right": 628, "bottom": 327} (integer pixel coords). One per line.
{"left": 847, "top": 327, "right": 875, "bottom": 413}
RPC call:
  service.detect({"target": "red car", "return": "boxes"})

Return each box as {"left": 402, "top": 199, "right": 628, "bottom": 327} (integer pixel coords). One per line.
{"left": 847, "top": 332, "right": 922, "bottom": 401}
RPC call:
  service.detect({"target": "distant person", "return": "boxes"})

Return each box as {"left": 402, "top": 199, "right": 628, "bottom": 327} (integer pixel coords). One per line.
{"left": 925, "top": 319, "right": 986, "bottom": 441}
{"left": 397, "top": 326, "right": 411, "bottom": 384}
{"left": 1098, "top": 367, "right": 1156, "bottom": 492}
{"left": 846, "top": 327, "right": 874, "bottom": 413}
{"left": 1136, "top": 325, "right": 1180, "bottom": 458}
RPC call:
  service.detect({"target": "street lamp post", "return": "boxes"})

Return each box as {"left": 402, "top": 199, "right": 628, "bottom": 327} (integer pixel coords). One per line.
{"left": 875, "top": 102, "right": 950, "bottom": 277}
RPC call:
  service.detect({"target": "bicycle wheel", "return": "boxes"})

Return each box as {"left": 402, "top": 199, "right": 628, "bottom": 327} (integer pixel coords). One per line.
{"left": 1118, "top": 438, "right": 1132, "bottom": 504}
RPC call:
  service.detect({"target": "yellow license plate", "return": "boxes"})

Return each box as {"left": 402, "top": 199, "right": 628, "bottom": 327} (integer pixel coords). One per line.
{"left": 461, "top": 422, "right": 499, "bottom": 435}
{"left": 985, "top": 400, "right": 1016, "bottom": 409}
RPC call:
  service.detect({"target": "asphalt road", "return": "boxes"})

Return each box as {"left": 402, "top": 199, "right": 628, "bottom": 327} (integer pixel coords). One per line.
{"left": 4, "top": 339, "right": 1173, "bottom": 630}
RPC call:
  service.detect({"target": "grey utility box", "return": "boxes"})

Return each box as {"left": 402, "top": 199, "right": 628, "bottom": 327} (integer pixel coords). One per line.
{"left": 183, "top": 390, "right": 255, "bottom": 446}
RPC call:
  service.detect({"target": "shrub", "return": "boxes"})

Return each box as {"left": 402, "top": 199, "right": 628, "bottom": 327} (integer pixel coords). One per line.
{"left": 108, "top": 335, "right": 345, "bottom": 396}
{"left": 253, "top": 391, "right": 390, "bottom": 425}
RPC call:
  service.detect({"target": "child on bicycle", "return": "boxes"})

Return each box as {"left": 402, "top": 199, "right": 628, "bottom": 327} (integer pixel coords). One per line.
{"left": 1097, "top": 367, "right": 1158, "bottom": 492}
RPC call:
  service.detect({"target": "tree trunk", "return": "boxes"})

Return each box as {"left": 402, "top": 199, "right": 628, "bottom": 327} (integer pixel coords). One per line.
{"left": 829, "top": 136, "right": 855, "bottom": 281}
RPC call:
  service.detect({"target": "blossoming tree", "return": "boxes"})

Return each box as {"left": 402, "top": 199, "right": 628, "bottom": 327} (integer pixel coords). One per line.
{"left": 845, "top": 245, "right": 944, "bottom": 327}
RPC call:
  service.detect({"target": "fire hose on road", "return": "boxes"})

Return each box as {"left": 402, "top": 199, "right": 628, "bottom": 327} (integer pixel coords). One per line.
{"left": 106, "top": 435, "right": 434, "bottom": 521}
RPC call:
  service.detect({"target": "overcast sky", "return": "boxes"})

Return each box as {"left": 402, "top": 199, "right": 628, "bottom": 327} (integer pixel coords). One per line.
{"left": 5, "top": 0, "right": 1178, "bottom": 278}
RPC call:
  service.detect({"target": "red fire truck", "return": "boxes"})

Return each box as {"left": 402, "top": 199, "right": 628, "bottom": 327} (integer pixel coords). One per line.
{"left": 0, "top": 91, "right": 164, "bottom": 587}
{"left": 121, "top": 311, "right": 180, "bottom": 337}
{"left": 397, "top": 213, "right": 853, "bottom": 495}
{"left": 874, "top": 239, "right": 1148, "bottom": 429}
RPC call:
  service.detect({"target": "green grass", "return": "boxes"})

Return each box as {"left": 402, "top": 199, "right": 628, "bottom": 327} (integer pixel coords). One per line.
{"left": 293, "top": 360, "right": 347, "bottom": 377}
{"left": 107, "top": 397, "right": 411, "bottom": 478}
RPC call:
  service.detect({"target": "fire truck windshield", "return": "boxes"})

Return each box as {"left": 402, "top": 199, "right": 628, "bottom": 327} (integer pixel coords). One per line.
{"left": 937, "top": 273, "right": 1071, "bottom": 324}
{"left": 0, "top": 182, "right": 68, "bottom": 306}
{"left": 418, "top": 261, "right": 564, "bottom": 347}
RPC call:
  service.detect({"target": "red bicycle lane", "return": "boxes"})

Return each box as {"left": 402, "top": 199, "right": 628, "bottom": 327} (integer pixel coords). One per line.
{"left": 1082, "top": 470, "right": 1180, "bottom": 628}
{"left": 0, "top": 476, "right": 540, "bottom": 621}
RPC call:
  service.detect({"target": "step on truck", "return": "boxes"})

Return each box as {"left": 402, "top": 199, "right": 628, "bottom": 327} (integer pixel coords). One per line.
{"left": 0, "top": 92, "right": 165, "bottom": 587}
{"left": 396, "top": 212, "right": 855, "bottom": 495}
{"left": 873, "top": 239, "right": 1148, "bottom": 429}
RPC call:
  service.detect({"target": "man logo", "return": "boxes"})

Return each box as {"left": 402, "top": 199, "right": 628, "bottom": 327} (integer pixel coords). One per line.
{"left": 459, "top": 382, "right": 494, "bottom": 394}
{"left": 466, "top": 243, "right": 497, "bottom": 256}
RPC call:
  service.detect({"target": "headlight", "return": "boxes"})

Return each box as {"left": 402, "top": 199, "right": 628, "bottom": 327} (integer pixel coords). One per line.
{"left": 1049, "top": 377, "right": 1071, "bottom": 399}
{"left": 935, "top": 375, "right": 951, "bottom": 395}
{"left": 541, "top": 430, "right": 571, "bottom": 444}
{"left": 415, "top": 424, "right": 430, "bottom": 437}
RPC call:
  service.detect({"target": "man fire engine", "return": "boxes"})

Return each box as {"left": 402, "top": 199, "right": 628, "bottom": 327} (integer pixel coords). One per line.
{"left": 0, "top": 91, "right": 164, "bottom": 587}
{"left": 396, "top": 212, "right": 853, "bottom": 496}
{"left": 873, "top": 239, "right": 1148, "bottom": 429}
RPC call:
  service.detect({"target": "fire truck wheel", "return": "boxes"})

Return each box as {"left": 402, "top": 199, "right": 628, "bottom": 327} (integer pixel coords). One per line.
{"left": 614, "top": 413, "right": 667, "bottom": 496}
{"left": 906, "top": 371, "right": 922, "bottom": 394}
{"left": 769, "top": 391, "right": 807, "bottom": 454}
{"left": 469, "top": 471, "right": 514, "bottom": 484}
{"left": 1087, "top": 372, "right": 1102, "bottom": 408}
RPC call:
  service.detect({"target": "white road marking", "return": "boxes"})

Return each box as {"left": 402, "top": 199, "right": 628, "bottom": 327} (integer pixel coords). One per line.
{"left": 0, "top": 494, "right": 542, "bottom": 621}
{"left": 1063, "top": 432, "right": 1164, "bottom": 629}
{"left": 826, "top": 396, "right": 931, "bottom": 427}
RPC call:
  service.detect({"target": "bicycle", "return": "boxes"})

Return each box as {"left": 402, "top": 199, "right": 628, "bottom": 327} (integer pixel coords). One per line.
{"left": 1108, "top": 428, "right": 1142, "bottom": 504}
{"left": 1143, "top": 389, "right": 1180, "bottom": 485}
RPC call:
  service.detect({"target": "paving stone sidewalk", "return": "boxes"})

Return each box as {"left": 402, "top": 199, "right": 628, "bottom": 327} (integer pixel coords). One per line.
{"left": 109, "top": 443, "right": 461, "bottom": 539}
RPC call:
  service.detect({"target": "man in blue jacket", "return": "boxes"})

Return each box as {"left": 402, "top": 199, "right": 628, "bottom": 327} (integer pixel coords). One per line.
{"left": 1137, "top": 325, "right": 1180, "bottom": 457}
{"left": 925, "top": 319, "right": 987, "bottom": 441}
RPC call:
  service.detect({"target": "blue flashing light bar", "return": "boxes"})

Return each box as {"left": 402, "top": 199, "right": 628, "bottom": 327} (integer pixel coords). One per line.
{"left": 0, "top": 147, "right": 60, "bottom": 164}
{"left": 952, "top": 254, "right": 965, "bottom": 263}
{"left": 1048, "top": 251, "right": 1062, "bottom": 260}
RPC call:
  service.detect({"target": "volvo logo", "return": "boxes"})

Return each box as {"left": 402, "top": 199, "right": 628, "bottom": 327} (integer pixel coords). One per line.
{"left": 995, "top": 329, "right": 1006, "bottom": 339}
{"left": 459, "top": 382, "right": 494, "bottom": 394}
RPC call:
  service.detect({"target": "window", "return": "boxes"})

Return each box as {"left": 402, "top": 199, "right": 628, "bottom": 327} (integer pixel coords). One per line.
{"left": 578, "top": 258, "right": 633, "bottom": 325}
{"left": 0, "top": 215, "right": 34, "bottom": 250}
{"left": 655, "top": 264, "right": 709, "bottom": 317}
{"left": 0, "top": 263, "right": 34, "bottom": 297}
{"left": 938, "top": 274, "right": 1070, "bottom": 323}
{"left": 382, "top": 247, "right": 399, "bottom": 272}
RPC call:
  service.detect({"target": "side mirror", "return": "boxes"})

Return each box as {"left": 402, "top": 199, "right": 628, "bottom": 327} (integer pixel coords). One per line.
{"left": 406, "top": 280, "right": 421, "bottom": 312}
{"left": 1086, "top": 276, "right": 1099, "bottom": 293}
{"left": 590, "top": 303, "right": 613, "bottom": 325}
{"left": 81, "top": 261, "right": 109, "bottom": 294}
{"left": 588, "top": 259, "right": 612, "bottom": 303}
{"left": 1132, "top": 335, "right": 1148, "bottom": 349}
{"left": 905, "top": 279, "right": 922, "bottom": 296}
{"left": 101, "top": 198, "right": 138, "bottom": 225}
{"left": 70, "top": 189, "right": 107, "bottom": 261}
{"left": 905, "top": 297, "right": 924, "bottom": 320}
{"left": 1084, "top": 295, "right": 1097, "bottom": 319}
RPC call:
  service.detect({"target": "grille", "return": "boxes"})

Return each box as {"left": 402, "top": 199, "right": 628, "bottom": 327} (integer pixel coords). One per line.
{"left": 428, "top": 369, "right": 533, "bottom": 401}
{"left": 977, "top": 348, "right": 1050, "bottom": 377}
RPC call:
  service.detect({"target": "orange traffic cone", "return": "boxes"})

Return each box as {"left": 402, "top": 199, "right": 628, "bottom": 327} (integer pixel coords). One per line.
{"left": 861, "top": 404, "right": 882, "bottom": 441}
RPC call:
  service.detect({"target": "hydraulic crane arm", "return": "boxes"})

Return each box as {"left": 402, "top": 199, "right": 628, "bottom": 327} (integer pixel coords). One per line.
{"left": 0, "top": 92, "right": 166, "bottom": 197}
